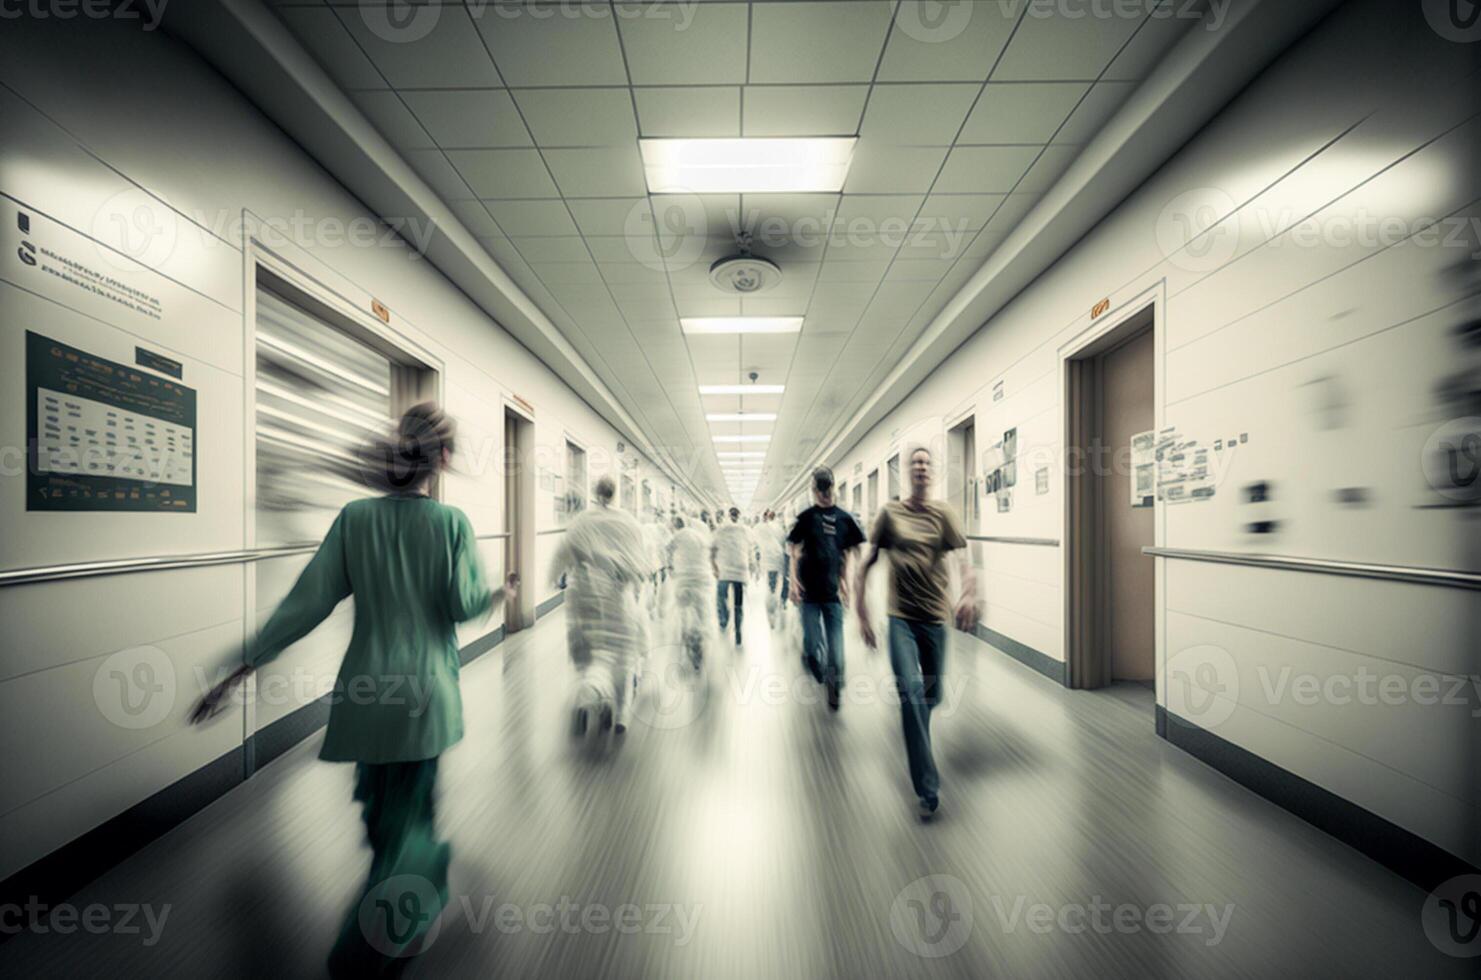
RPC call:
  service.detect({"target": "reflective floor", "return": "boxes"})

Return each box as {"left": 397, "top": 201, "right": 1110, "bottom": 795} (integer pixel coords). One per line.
{"left": 0, "top": 592, "right": 1462, "bottom": 979}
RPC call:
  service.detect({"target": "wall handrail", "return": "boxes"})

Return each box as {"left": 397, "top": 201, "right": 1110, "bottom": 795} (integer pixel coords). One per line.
{"left": 0, "top": 532, "right": 512, "bottom": 588}
{"left": 1142, "top": 546, "right": 1481, "bottom": 591}
{"left": 965, "top": 535, "right": 1060, "bottom": 547}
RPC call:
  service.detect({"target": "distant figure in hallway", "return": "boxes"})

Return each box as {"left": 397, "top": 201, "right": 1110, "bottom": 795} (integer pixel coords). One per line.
{"left": 756, "top": 509, "right": 787, "bottom": 626}
{"left": 549, "top": 475, "right": 650, "bottom": 736}
{"left": 856, "top": 446, "right": 977, "bottom": 820}
{"left": 190, "top": 402, "right": 516, "bottom": 976}
{"left": 667, "top": 514, "right": 716, "bottom": 669}
{"left": 712, "top": 506, "right": 756, "bottom": 646}
{"left": 788, "top": 467, "right": 866, "bottom": 711}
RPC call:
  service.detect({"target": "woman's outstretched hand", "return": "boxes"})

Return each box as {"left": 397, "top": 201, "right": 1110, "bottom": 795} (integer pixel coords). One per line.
{"left": 189, "top": 665, "right": 252, "bottom": 724}
{"left": 503, "top": 573, "right": 520, "bottom": 605}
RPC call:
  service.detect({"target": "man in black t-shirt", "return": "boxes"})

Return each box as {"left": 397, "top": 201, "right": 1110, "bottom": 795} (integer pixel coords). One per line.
{"left": 787, "top": 467, "right": 866, "bottom": 710}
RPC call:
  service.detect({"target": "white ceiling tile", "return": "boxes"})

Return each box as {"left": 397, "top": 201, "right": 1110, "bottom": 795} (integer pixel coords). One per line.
{"left": 600, "top": 262, "right": 671, "bottom": 285}
{"left": 338, "top": 6, "right": 503, "bottom": 88}
{"left": 567, "top": 198, "right": 649, "bottom": 236}
{"left": 402, "top": 90, "right": 531, "bottom": 147}
{"left": 484, "top": 199, "right": 580, "bottom": 236}
{"left": 1104, "top": 1, "right": 1205, "bottom": 81}
{"left": 671, "top": 289, "right": 741, "bottom": 316}
{"left": 275, "top": 9, "right": 385, "bottom": 90}
{"left": 585, "top": 235, "right": 656, "bottom": 263}
{"left": 349, "top": 91, "right": 433, "bottom": 148}
{"left": 618, "top": 2, "right": 749, "bottom": 84}
{"left": 404, "top": 149, "right": 476, "bottom": 199}
{"left": 529, "top": 261, "right": 603, "bottom": 284}
{"left": 544, "top": 147, "right": 647, "bottom": 196}
{"left": 860, "top": 84, "right": 980, "bottom": 145}
{"left": 738, "top": 193, "right": 841, "bottom": 241}
{"left": 899, "top": 229, "right": 968, "bottom": 261}
{"left": 513, "top": 88, "right": 638, "bottom": 145}
{"left": 635, "top": 87, "right": 741, "bottom": 137}
{"left": 834, "top": 194, "right": 923, "bottom": 226}
{"left": 748, "top": 2, "right": 895, "bottom": 83}
{"left": 1016, "top": 145, "right": 1082, "bottom": 194}
{"left": 817, "top": 258, "right": 892, "bottom": 283}
{"left": 915, "top": 193, "right": 1005, "bottom": 232}
{"left": 992, "top": 8, "right": 1148, "bottom": 81}
{"left": 933, "top": 145, "right": 1038, "bottom": 193}
{"left": 512, "top": 236, "right": 593, "bottom": 263}
{"left": 742, "top": 85, "right": 868, "bottom": 137}
{"left": 959, "top": 82, "right": 1090, "bottom": 144}
{"left": 473, "top": 7, "right": 628, "bottom": 85}
{"left": 843, "top": 143, "right": 949, "bottom": 194}
{"left": 448, "top": 149, "right": 558, "bottom": 197}
{"left": 876, "top": 0, "right": 1019, "bottom": 82}
{"left": 446, "top": 200, "right": 501, "bottom": 237}
{"left": 1052, "top": 81, "right": 1137, "bottom": 144}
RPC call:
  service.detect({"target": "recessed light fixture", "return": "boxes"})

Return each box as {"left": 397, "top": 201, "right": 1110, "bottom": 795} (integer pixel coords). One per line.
{"left": 641, "top": 138, "right": 856, "bottom": 194}
{"left": 707, "top": 413, "right": 778, "bottom": 422}
{"left": 714, "top": 435, "right": 770, "bottom": 443}
{"left": 682, "top": 317, "right": 803, "bottom": 335}
{"left": 717, "top": 451, "right": 765, "bottom": 458}
{"left": 699, "top": 384, "right": 786, "bottom": 395}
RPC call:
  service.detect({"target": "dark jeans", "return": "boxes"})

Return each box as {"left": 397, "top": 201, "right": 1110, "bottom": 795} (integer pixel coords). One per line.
{"left": 801, "top": 601, "right": 845, "bottom": 690}
{"left": 716, "top": 579, "right": 744, "bottom": 643}
{"left": 887, "top": 617, "right": 947, "bottom": 806}
{"left": 330, "top": 757, "right": 448, "bottom": 977}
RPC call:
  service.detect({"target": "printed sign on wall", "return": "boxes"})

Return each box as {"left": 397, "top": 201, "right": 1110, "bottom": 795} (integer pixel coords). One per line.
{"left": 27, "top": 331, "right": 197, "bottom": 511}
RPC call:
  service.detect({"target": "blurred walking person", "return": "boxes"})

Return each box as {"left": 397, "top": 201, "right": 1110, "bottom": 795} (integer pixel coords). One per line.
{"left": 549, "top": 475, "right": 651, "bottom": 736}
{"left": 668, "top": 514, "right": 716, "bottom": 670}
{"left": 712, "top": 506, "right": 756, "bottom": 646}
{"left": 756, "top": 509, "right": 788, "bottom": 627}
{"left": 788, "top": 467, "right": 866, "bottom": 710}
{"left": 190, "top": 403, "right": 516, "bottom": 976}
{"left": 856, "top": 447, "right": 978, "bottom": 820}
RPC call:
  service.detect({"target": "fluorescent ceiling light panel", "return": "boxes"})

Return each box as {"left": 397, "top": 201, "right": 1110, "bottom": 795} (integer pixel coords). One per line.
{"left": 700, "top": 385, "right": 786, "bottom": 395}
{"left": 641, "top": 138, "right": 855, "bottom": 193}
{"left": 714, "top": 435, "right": 770, "bottom": 443}
{"left": 717, "top": 451, "right": 765, "bottom": 458}
{"left": 707, "top": 413, "right": 778, "bottom": 422}
{"left": 682, "top": 317, "right": 803, "bottom": 335}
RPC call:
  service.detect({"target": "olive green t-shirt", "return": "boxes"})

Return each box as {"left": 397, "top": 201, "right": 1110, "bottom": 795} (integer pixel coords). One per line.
{"left": 870, "top": 499, "right": 968, "bottom": 624}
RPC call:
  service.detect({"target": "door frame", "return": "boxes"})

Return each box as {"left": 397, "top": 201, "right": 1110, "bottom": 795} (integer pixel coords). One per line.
{"left": 503, "top": 400, "right": 536, "bottom": 633}
{"left": 1060, "top": 284, "right": 1166, "bottom": 693}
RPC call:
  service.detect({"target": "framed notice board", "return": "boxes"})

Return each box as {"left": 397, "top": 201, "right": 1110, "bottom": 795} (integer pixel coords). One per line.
{"left": 27, "top": 331, "right": 197, "bottom": 512}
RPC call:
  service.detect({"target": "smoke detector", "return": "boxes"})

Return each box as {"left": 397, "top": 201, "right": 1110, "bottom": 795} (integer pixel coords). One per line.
{"left": 709, "top": 234, "right": 782, "bottom": 294}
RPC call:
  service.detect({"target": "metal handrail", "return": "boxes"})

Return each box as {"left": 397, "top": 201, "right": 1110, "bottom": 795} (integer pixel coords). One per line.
{"left": 0, "top": 532, "right": 512, "bottom": 588}
{"left": 1143, "top": 547, "right": 1481, "bottom": 591}
{"left": 966, "top": 534, "right": 1060, "bottom": 547}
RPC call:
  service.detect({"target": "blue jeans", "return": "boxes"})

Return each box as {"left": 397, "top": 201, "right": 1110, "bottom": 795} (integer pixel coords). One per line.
{"left": 801, "top": 601, "right": 844, "bottom": 690}
{"left": 887, "top": 617, "right": 947, "bottom": 806}
{"left": 716, "top": 580, "right": 744, "bottom": 643}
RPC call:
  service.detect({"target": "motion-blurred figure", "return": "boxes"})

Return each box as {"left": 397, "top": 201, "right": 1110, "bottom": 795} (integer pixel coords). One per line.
{"left": 190, "top": 403, "right": 516, "bottom": 976}
{"left": 712, "top": 506, "right": 756, "bottom": 646}
{"left": 667, "top": 514, "right": 716, "bottom": 670}
{"left": 756, "top": 510, "right": 787, "bottom": 626}
{"left": 788, "top": 468, "right": 866, "bottom": 710}
{"left": 856, "top": 447, "right": 978, "bottom": 820}
{"left": 549, "top": 475, "right": 650, "bottom": 736}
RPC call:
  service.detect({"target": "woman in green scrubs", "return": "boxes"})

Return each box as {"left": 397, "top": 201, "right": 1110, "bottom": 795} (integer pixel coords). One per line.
{"left": 191, "top": 402, "right": 515, "bottom": 975}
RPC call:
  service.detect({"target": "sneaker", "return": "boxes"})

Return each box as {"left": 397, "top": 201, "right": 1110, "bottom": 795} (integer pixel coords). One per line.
{"left": 572, "top": 707, "right": 589, "bottom": 738}
{"left": 917, "top": 797, "right": 939, "bottom": 821}
{"left": 826, "top": 682, "right": 841, "bottom": 711}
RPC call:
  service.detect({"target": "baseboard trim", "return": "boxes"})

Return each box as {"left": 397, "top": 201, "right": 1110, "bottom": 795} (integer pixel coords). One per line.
{"left": 973, "top": 623, "right": 1067, "bottom": 685}
{"left": 1157, "top": 705, "right": 1478, "bottom": 892}
{"left": 0, "top": 624, "right": 507, "bottom": 935}
{"left": 536, "top": 591, "right": 565, "bottom": 618}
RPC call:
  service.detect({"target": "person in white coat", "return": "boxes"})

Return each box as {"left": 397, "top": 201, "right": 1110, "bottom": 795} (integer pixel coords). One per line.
{"left": 666, "top": 514, "right": 716, "bottom": 670}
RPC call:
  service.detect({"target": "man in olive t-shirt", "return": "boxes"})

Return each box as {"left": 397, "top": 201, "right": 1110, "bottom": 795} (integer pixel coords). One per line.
{"left": 857, "top": 446, "right": 978, "bottom": 820}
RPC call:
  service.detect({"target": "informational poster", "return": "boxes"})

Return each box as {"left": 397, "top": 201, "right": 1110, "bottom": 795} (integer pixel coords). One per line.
{"left": 1130, "top": 430, "right": 1156, "bottom": 508}
{"left": 1154, "top": 426, "right": 1215, "bottom": 504}
{"left": 27, "top": 331, "right": 197, "bottom": 511}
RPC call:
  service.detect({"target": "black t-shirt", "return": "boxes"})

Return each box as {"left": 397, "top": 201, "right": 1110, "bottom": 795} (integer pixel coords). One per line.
{"left": 787, "top": 505, "right": 866, "bottom": 603}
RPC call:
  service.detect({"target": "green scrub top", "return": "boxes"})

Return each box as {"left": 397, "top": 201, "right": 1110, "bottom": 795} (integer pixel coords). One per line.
{"left": 246, "top": 494, "right": 495, "bottom": 764}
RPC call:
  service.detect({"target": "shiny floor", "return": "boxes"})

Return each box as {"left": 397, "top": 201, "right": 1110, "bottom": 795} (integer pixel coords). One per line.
{"left": 0, "top": 592, "right": 1460, "bottom": 979}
